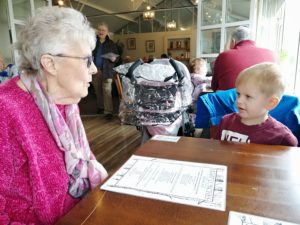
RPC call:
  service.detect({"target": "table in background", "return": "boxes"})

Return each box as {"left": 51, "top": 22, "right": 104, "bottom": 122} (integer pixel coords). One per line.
{"left": 56, "top": 137, "right": 300, "bottom": 225}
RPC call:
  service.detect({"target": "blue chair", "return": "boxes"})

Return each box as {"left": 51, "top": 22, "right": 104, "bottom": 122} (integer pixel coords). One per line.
{"left": 195, "top": 89, "right": 237, "bottom": 128}
{"left": 270, "top": 94, "right": 300, "bottom": 143}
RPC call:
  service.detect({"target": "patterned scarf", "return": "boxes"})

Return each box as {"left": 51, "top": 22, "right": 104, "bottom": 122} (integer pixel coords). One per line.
{"left": 20, "top": 73, "right": 108, "bottom": 198}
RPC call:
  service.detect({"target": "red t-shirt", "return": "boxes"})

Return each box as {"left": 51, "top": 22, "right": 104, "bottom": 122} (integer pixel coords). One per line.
{"left": 214, "top": 113, "right": 298, "bottom": 146}
{"left": 211, "top": 40, "right": 277, "bottom": 91}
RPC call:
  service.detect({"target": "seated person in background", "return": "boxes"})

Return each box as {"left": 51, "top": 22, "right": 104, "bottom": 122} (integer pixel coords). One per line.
{"left": 142, "top": 55, "right": 148, "bottom": 63}
{"left": 0, "top": 6, "right": 108, "bottom": 224}
{"left": 147, "top": 54, "right": 154, "bottom": 63}
{"left": 211, "top": 26, "right": 277, "bottom": 91}
{"left": 161, "top": 53, "right": 169, "bottom": 58}
{"left": 189, "top": 57, "right": 211, "bottom": 102}
{"left": 0, "top": 53, "right": 18, "bottom": 84}
{"left": 123, "top": 55, "right": 132, "bottom": 63}
{"left": 213, "top": 63, "right": 298, "bottom": 146}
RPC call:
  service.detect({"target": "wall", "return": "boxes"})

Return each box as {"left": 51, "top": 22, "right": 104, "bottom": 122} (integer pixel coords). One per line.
{"left": 113, "top": 29, "right": 197, "bottom": 61}
{"left": 0, "top": 1, "right": 12, "bottom": 64}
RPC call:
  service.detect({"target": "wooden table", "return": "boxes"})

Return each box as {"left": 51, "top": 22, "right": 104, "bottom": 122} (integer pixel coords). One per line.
{"left": 56, "top": 137, "right": 300, "bottom": 225}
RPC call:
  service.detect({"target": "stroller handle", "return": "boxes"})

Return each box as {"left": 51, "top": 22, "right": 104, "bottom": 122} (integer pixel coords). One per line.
{"left": 125, "top": 59, "right": 143, "bottom": 80}
{"left": 169, "top": 58, "right": 184, "bottom": 82}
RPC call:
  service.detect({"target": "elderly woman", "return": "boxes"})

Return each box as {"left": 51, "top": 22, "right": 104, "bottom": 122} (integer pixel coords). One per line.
{"left": 0, "top": 6, "right": 107, "bottom": 225}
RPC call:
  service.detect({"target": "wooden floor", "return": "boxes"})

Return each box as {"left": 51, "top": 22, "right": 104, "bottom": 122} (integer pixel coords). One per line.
{"left": 81, "top": 115, "right": 142, "bottom": 175}
{"left": 79, "top": 84, "right": 141, "bottom": 175}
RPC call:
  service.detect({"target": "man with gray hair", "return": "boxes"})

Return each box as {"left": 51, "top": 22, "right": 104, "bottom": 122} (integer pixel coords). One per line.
{"left": 211, "top": 26, "right": 277, "bottom": 91}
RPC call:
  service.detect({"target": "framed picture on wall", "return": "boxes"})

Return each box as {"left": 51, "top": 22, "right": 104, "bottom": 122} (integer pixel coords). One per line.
{"left": 127, "top": 38, "right": 136, "bottom": 50}
{"left": 145, "top": 40, "right": 155, "bottom": 52}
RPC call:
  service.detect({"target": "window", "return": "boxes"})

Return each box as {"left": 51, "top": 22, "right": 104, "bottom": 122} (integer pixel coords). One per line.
{"left": 277, "top": 0, "right": 300, "bottom": 95}
{"left": 197, "top": 0, "right": 254, "bottom": 61}
{"left": 255, "top": 0, "right": 300, "bottom": 95}
{"left": 198, "top": 0, "right": 300, "bottom": 95}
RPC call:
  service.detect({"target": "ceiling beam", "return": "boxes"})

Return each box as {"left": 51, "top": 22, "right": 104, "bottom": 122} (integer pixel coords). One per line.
{"left": 76, "top": 0, "right": 136, "bottom": 22}
{"left": 87, "top": 5, "right": 197, "bottom": 19}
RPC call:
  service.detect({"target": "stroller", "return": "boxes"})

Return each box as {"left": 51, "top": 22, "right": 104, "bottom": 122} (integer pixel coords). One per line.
{"left": 114, "top": 58, "right": 194, "bottom": 142}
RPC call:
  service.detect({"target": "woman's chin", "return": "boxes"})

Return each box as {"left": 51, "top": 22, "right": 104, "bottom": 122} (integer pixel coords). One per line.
{"left": 79, "top": 91, "right": 88, "bottom": 100}
{"left": 72, "top": 92, "right": 87, "bottom": 104}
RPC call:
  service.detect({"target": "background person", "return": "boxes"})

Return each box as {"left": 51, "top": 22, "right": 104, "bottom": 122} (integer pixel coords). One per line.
{"left": 123, "top": 55, "right": 132, "bottom": 63}
{"left": 147, "top": 54, "right": 154, "bottom": 63}
{"left": 213, "top": 63, "right": 297, "bottom": 146}
{"left": 211, "top": 26, "right": 277, "bottom": 91}
{"left": 160, "top": 53, "right": 169, "bottom": 58}
{"left": 0, "top": 6, "right": 108, "bottom": 224}
{"left": 189, "top": 57, "right": 211, "bottom": 102}
{"left": 92, "top": 22, "right": 119, "bottom": 119}
{"left": 0, "top": 52, "right": 18, "bottom": 84}
{"left": 142, "top": 55, "right": 148, "bottom": 63}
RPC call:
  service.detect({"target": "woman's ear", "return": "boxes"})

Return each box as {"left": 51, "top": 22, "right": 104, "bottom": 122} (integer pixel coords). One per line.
{"left": 266, "top": 96, "right": 280, "bottom": 110}
{"left": 40, "top": 54, "right": 57, "bottom": 76}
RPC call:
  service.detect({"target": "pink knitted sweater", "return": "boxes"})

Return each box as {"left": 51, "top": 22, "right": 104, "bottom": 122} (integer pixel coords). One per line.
{"left": 0, "top": 77, "right": 80, "bottom": 225}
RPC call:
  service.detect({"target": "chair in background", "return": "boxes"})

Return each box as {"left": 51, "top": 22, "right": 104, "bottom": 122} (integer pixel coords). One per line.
{"left": 195, "top": 88, "right": 237, "bottom": 129}
{"left": 113, "top": 73, "right": 123, "bottom": 99}
{"left": 269, "top": 94, "right": 300, "bottom": 143}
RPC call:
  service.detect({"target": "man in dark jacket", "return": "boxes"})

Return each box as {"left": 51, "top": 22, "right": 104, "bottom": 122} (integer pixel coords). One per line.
{"left": 211, "top": 26, "right": 278, "bottom": 91}
{"left": 92, "top": 22, "right": 119, "bottom": 119}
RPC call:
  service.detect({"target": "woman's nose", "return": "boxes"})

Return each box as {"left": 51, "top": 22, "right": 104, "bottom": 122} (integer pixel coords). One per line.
{"left": 89, "top": 61, "right": 97, "bottom": 75}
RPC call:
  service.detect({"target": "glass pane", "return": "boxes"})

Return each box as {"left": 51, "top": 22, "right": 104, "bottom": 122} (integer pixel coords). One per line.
{"left": 12, "top": 0, "right": 30, "bottom": 21}
{"left": 114, "top": 5, "right": 197, "bottom": 34}
{"left": 127, "top": 21, "right": 139, "bottom": 34}
{"left": 15, "top": 23, "right": 24, "bottom": 38}
{"left": 201, "top": 0, "right": 222, "bottom": 26}
{"left": 200, "top": 28, "right": 221, "bottom": 54}
{"left": 202, "top": 57, "right": 216, "bottom": 76}
{"left": 141, "top": 20, "right": 152, "bottom": 33}
{"left": 34, "top": 0, "right": 47, "bottom": 9}
{"left": 178, "top": 7, "right": 197, "bottom": 30}
{"left": 226, "top": 0, "right": 251, "bottom": 23}
{"left": 164, "top": 9, "right": 179, "bottom": 31}
{"left": 154, "top": 10, "right": 166, "bottom": 32}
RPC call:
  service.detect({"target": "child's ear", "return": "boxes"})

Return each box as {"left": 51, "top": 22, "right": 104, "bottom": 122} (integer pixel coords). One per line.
{"left": 266, "top": 96, "right": 279, "bottom": 110}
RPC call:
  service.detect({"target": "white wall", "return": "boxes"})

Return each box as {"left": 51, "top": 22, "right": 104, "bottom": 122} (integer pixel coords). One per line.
{"left": 0, "top": 1, "right": 12, "bottom": 64}
{"left": 113, "top": 29, "right": 197, "bottom": 61}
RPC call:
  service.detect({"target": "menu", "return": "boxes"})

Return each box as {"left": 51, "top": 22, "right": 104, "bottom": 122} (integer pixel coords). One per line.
{"left": 101, "top": 155, "right": 227, "bottom": 211}
{"left": 228, "top": 211, "right": 300, "bottom": 225}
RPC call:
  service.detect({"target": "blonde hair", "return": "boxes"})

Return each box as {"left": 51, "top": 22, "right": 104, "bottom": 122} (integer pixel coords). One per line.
{"left": 189, "top": 57, "right": 207, "bottom": 73}
{"left": 236, "top": 62, "right": 285, "bottom": 99}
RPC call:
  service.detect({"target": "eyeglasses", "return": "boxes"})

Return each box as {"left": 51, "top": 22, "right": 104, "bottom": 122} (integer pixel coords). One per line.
{"left": 49, "top": 54, "right": 94, "bottom": 68}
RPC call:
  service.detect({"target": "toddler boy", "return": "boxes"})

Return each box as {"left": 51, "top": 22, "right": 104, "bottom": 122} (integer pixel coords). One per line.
{"left": 213, "top": 62, "right": 298, "bottom": 146}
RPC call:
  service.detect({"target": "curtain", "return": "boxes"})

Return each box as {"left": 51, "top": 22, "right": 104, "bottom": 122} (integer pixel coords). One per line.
{"left": 255, "top": 0, "right": 285, "bottom": 51}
